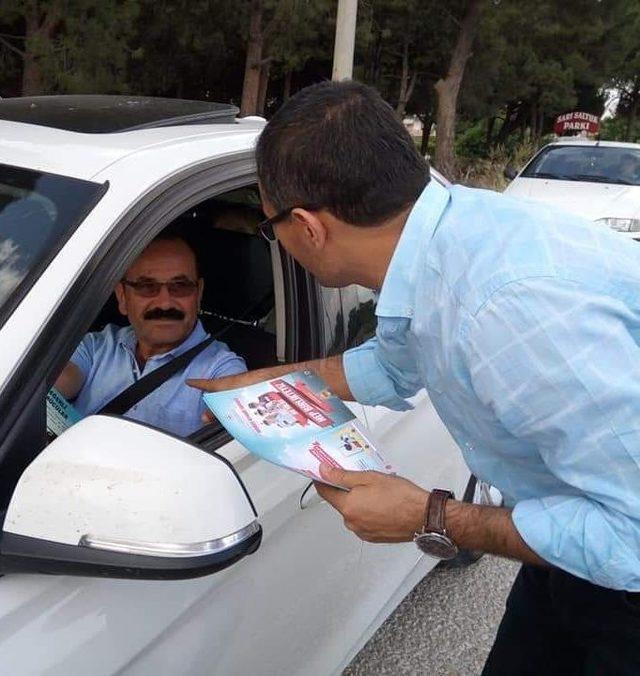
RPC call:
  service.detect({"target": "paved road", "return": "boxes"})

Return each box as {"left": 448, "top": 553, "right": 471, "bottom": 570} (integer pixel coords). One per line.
{"left": 344, "top": 556, "right": 519, "bottom": 676}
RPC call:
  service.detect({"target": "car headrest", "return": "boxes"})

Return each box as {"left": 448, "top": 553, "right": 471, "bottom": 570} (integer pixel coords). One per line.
{"left": 199, "top": 228, "right": 273, "bottom": 322}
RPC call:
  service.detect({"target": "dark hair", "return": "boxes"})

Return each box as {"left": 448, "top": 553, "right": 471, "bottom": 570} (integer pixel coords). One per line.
{"left": 256, "top": 80, "right": 430, "bottom": 225}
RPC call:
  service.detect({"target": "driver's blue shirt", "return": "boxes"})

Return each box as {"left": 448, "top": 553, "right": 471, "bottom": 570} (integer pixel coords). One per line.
{"left": 71, "top": 320, "right": 246, "bottom": 437}
{"left": 343, "top": 179, "right": 640, "bottom": 590}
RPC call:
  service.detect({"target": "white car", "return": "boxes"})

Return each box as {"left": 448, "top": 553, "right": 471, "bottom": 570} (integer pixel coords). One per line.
{"left": 0, "top": 95, "right": 481, "bottom": 676}
{"left": 504, "top": 139, "right": 640, "bottom": 240}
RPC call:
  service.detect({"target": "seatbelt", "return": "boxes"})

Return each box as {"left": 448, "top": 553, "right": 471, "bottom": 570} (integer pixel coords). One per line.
{"left": 98, "top": 335, "right": 214, "bottom": 417}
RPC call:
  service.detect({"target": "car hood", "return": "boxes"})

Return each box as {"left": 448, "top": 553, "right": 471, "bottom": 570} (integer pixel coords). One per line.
{"left": 504, "top": 177, "right": 640, "bottom": 221}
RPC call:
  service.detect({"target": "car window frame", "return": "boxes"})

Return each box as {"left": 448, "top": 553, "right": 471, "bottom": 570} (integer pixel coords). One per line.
{"left": 0, "top": 154, "right": 265, "bottom": 508}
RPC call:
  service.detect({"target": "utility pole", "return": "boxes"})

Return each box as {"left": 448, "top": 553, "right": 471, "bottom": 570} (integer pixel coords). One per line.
{"left": 332, "top": 0, "right": 358, "bottom": 81}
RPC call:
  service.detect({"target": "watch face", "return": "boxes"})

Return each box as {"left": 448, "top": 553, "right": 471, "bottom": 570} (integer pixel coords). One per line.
{"left": 415, "top": 532, "right": 458, "bottom": 560}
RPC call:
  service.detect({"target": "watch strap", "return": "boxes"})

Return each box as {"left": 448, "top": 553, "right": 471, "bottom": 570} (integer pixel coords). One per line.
{"left": 423, "top": 489, "right": 454, "bottom": 535}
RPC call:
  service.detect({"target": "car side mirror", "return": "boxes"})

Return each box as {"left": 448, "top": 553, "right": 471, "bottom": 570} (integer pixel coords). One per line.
{"left": 503, "top": 165, "right": 518, "bottom": 181}
{"left": 0, "top": 416, "right": 261, "bottom": 579}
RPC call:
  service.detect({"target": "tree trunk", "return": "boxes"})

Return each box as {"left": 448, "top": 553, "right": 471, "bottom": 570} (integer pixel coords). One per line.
{"left": 421, "top": 115, "right": 433, "bottom": 156}
{"left": 397, "top": 71, "right": 417, "bottom": 120}
{"left": 530, "top": 102, "right": 538, "bottom": 140}
{"left": 240, "top": 0, "right": 264, "bottom": 117}
{"left": 496, "top": 104, "right": 513, "bottom": 145}
{"left": 434, "top": 0, "right": 483, "bottom": 178}
{"left": 22, "top": 9, "right": 43, "bottom": 97}
{"left": 485, "top": 116, "right": 496, "bottom": 149}
{"left": 496, "top": 102, "right": 523, "bottom": 145}
{"left": 22, "top": 8, "right": 42, "bottom": 95}
{"left": 627, "top": 97, "right": 638, "bottom": 142}
{"left": 283, "top": 69, "right": 292, "bottom": 101}
{"left": 21, "top": 55, "right": 43, "bottom": 96}
{"left": 21, "top": 3, "right": 61, "bottom": 96}
{"left": 419, "top": 82, "right": 436, "bottom": 155}
{"left": 369, "top": 31, "right": 383, "bottom": 85}
{"left": 434, "top": 81, "right": 458, "bottom": 177}
{"left": 537, "top": 107, "right": 544, "bottom": 141}
{"left": 257, "top": 59, "right": 271, "bottom": 116}
{"left": 625, "top": 78, "right": 639, "bottom": 142}
{"left": 396, "top": 37, "right": 411, "bottom": 118}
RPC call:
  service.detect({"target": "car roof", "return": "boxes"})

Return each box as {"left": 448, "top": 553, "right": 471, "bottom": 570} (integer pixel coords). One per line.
{"left": 547, "top": 139, "right": 640, "bottom": 150}
{"left": 0, "top": 117, "right": 264, "bottom": 181}
{"left": 0, "top": 95, "right": 238, "bottom": 133}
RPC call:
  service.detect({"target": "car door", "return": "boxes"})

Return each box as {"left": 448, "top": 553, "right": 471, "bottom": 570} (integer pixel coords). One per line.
{"left": 0, "top": 164, "right": 364, "bottom": 676}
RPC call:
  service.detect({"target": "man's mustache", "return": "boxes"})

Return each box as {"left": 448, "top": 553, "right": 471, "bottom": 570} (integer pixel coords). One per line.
{"left": 143, "top": 307, "right": 185, "bottom": 321}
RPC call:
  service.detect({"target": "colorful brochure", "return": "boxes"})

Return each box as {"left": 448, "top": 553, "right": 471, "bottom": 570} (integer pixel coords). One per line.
{"left": 203, "top": 370, "right": 394, "bottom": 487}
{"left": 46, "top": 387, "right": 82, "bottom": 441}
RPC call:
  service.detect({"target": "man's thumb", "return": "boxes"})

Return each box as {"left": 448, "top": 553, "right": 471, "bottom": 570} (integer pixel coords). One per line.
{"left": 319, "top": 463, "right": 368, "bottom": 489}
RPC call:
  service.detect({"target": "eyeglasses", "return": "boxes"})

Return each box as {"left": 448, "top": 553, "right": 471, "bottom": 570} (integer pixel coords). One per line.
{"left": 257, "top": 204, "right": 322, "bottom": 242}
{"left": 122, "top": 279, "right": 199, "bottom": 298}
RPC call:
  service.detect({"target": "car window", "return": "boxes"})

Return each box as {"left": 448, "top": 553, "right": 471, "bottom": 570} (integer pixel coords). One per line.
{"left": 0, "top": 164, "right": 105, "bottom": 327}
{"left": 521, "top": 145, "right": 640, "bottom": 186}
{"left": 47, "top": 189, "right": 281, "bottom": 444}
{"left": 345, "top": 286, "right": 377, "bottom": 349}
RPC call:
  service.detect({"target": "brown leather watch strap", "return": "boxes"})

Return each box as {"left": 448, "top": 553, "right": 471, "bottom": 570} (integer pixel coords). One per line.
{"left": 423, "top": 489, "right": 454, "bottom": 535}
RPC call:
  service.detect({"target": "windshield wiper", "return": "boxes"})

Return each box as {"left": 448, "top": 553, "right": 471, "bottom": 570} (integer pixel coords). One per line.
{"left": 571, "top": 174, "right": 618, "bottom": 184}
{"left": 530, "top": 172, "right": 570, "bottom": 180}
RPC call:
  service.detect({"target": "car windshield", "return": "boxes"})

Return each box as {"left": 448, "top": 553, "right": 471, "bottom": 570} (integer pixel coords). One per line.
{"left": 0, "top": 164, "right": 104, "bottom": 326}
{"left": 521, "top": 145, "right": 640, "bottom": 186}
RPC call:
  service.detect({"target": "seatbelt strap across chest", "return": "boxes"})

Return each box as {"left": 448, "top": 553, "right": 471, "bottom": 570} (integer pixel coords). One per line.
{"left": 98, "top": 336, "right": 214, "bottom": 417}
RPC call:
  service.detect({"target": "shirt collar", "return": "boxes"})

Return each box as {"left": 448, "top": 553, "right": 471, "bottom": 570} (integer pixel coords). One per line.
{"left": 375, "top": 178, "right": 450, "bottom": 318}
{"left": 119, "top": 319, "right": 209, "bottom": 360}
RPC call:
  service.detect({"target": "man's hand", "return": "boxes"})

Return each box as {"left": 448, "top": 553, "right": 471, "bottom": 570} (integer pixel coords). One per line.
{"left": 187, "top": 372, "right": 264, "bottom": 394}
{"left": 187, "top": 354, "right": 353, "bottom": 400}
{"left": 188, "top": 368, "right": 302, "bottom": 423}
{"left": 314, "top": 463, "right": 429, "bottom": 543}
{"left": 315, "top": 464, "right": 548, "bottom": 566}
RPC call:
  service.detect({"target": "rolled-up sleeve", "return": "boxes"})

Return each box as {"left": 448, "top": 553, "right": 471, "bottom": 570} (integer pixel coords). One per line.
{"left": 466, "top": 277, "right": 640, "bottom": 590}
{"left": 343, "top": 333, "right": 421, "bottom": 411}
{"left": 69, "top": 334, "right": 94, "bottom": 379}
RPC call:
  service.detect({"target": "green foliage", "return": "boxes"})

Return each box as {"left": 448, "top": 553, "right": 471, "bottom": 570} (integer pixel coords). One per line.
{"left": 1, "top": 0, "right": 640, "bottom": 163}
{"left": 461, "top": 0, "right": 639, "bottom": 143}
{"left": 455, "top": 121, "right": 487, "bottom": 159}
{"left": 128, "top": 0, "right": 245, "bottom": 100}
{"left": 600, "top": 116, "right": 640, "bottom": 143}
{"left": 458, "top": 138, "right": 550, "bottom": 191}
{"left": 0, "top": 0, "right": 141, "bottom": 95}
{"left": 356, "top": 0, "right": 464, "bottom": 114}
{"left": 55, "top": 1, "right": 141, "bottom": 94}
{"left": 268, "top": 0, "right": 334, "bottom": 75}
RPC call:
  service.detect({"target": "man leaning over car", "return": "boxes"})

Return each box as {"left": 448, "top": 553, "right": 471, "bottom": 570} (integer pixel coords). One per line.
{"left": 190, "top": 81, "right": 640, "bottom": 675}
{"left": 56, "top": 233, "right": 246, "bottom": 437}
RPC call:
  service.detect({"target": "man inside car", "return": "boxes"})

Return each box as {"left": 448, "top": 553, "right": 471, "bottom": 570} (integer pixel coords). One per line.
{"left": 55, "top": 233, "right": 246, "bottom": 436}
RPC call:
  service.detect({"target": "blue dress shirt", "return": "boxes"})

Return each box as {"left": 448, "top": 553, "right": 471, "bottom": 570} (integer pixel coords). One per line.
{"left": 344, "top": 179, "right": 640, "bottom": 590}
{"left": 71, "top": 320, "right": 246, "bottom": 437}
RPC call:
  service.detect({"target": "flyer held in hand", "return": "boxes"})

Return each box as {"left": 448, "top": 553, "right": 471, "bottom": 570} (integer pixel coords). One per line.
{"left": 202, "top": 370, "right": 394, "bottom": 487}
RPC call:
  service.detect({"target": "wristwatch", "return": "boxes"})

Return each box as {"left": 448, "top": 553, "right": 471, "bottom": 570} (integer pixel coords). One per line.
{"left": 413, "top": 489, "right": 458, "bottom": 560}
